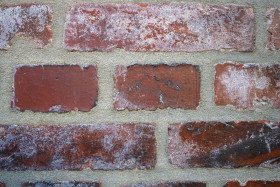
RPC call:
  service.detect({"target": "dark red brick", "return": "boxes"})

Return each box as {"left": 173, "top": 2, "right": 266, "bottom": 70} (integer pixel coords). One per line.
{"left": 0, "top": 123, "right": 156, "bottom": 170}
{"left": 168, "top": 121, "right": 280, "bottom": 168}
{"left": 64, "top": 3, "right": 254, "bottom": 52}
{"left": 0, "top": 4, "right": 52, "bottom": 49}
{"left": 0, "top": 182, "right": 6, "bottom": 187}
{"left": 267, "top": 8, "right": 280, "bottom": 50}
{"left": 12, "top": 65, "right": 98, "bottom": 112}
{"left": 225, "top": 181, "right": 280, "bottom": 187}
{"left": 124, "top": 181, "right": 206, "bottom": 187}
{"left": 22, "top": 181, "right": 100, "bottom": 187}
{"left": 114, "top": 64, "right": 200, "bottom": 110}
{"left": 215, "top": 62, "right": 280, "bottom": 110}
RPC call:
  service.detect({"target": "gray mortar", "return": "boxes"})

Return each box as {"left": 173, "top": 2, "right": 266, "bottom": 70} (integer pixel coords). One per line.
{"left": 0, "top": 0, "right": 280, "bottom": 186}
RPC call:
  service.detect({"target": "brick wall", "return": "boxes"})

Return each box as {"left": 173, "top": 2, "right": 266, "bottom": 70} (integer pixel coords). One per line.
{"left": 0, "top": 0, "right": 279, "bottom": 187}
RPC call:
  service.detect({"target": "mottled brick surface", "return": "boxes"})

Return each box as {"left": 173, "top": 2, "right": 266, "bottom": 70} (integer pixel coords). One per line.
{"left": 64, "top": 3, "right": 255, "bottom": 52}
{"left": 266, "top": 8, "right": 280, "bottom": 50}
{"left": 114, "top": 64, "right": 200, "bottom": 110}
{"left": 0, "top": 123, "right": 156, "bottom": 170}
{"left": 168, "top": 121, "right": 280, "bottom": 168}
{"left": 22, "top": 181, "right": 100, "bottom": 187}
{"left": 215, "top": 62, "right": 280, "bottom": 110}
{"left": 0, "top": 4, "right": 52, "bottom": 49}
{"left": 0, "top": 182, "right": 6, "bottom": 187}
{"left": 125, "top": 181, "right": 206, "bottom": 187}
{"left": 225, "top": 181, "right": 280, "bottom": 187}
{"left": 12, "top": 65, "right": 98, "bottom": 112}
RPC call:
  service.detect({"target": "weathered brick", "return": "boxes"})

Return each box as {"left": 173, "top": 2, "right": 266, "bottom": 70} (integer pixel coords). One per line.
{"left": 215, "top": 62, "right": 280, "bottom": 110}
{"left": 64, "top": 3, "right": 254, "bottom": 52}
{"left": 125, "top": 181, "right": 206, "bottom": 187}
{"left": 12, "top": 65, "right": 98, "bottom": 112}
{"left": 225, "top": 181, "right": 280, "bottom": 187}
{"left": 266, "top": 8, "right": 280, "bottom": 50}
{"left": 22, "top": 181, "right": 100, "bottom": 187}
{"left": 0, "top": 123, "right": 156, "bottom": 170}
{"left": 114, "top": 64, "right": 200, "bottom": 110}
{"left": 0, "top": 4, "right": 52, "bottom": 49}
{"left": 167, "top": 121, "right": 280, "bottom": 168}
{"left": 0, "top": 182, "right": 6, "bottom": 187}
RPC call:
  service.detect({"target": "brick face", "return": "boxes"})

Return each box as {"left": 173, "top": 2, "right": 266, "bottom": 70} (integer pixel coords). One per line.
{"left": 167, "top": 121, "right": 280, "bottom": 168}
{"left": 266, "top": 8, "right": 280, "bottom": 50}
{"left": 225, "top": 181, "right": 280, "bottom": 187}
{"left": 0, "top": 4, "right": 52, "bottom": 49}
{"left": 22, "top": 181, "right": 100, "bottom": 187}
{"left": 64, "top": 3, "right": 255, "bottom": 52}
{"left": 0, "top": 123, "right": 156, "bottom": 170}
{"left": 214, "top": 62, "right": 280, "bottom": 110}
{"left": 0, "top": 182, "right": 6, "bottom": 187}
{"left": 125, "top": 182, "right": 206, "bottom": 187}
{"left": 12, "top": 65, "right": 98, "bottom": 112}
{"left": 114, "top": 64, "right": 200, "bottom": 110}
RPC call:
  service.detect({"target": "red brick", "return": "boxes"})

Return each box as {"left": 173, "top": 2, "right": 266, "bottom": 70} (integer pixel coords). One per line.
{"left": 0, "top": 183, "right": 6, "bottom": 187}
{"left": 114, "top": 64, "right": 200, "bottom": 110}
{"left": 124, "top": 181, "right": 206, "bottom": 187}
{"left": 266, "top": 8, "right": 280, "bottom": 50}
{"left": 0, "top": 123, "right": 156, "bottom": 170}
{"left": 0, "top": 4, "right": 52, "bottom": 49}
{"left": 225, "top": 181, "right": 280, "bottom": 187}
{"left": 12, "top": 65, "right": 98, "bottom": 112}
{"left": 64, "top": 3, "right": 254, "bottom": 52}
{"left": 22, "top": 181, "right": 100, "bottom": 187}
{"left": 167, "top": 121, "right": 280, "bottom": 168}
{"left": 215, "top": 62, "right": 280, "bottom": 110}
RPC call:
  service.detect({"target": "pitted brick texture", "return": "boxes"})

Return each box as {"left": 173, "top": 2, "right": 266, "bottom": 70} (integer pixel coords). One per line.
{"left": 0, "top": 4, "right": 52, "bottom": 49}
{"left": 125, "top": 181, "right": 206, "bottom": 187}
{"left": 22, "top": 181, "right": 100, "bottom": 187}
{"left": 64, "top": 3, "right": 255, "bottom": 52}
{"left": 0, "top": 123, "right": 156, "bottom": 170}
{"left": 114, "top": 64, "right": 200, "bottom": 110}
{"left": 266, "top": 8, "right": 280, "bottom": 50}
{"left": 215, "top": 62, "right": 280, "bottom": 110}
{"left": 225, "top": 181, "right": 280, "bottom": 187}
{"left": 12, "top": 65, "right": 98, "bottom": 112}
{"left": 168, "top": 121, "right": 280, "bottom": 168}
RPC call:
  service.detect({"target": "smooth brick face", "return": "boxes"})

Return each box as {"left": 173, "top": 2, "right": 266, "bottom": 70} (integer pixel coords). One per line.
{"left": 64, "top": 4, "right": 255, "bottom": 52}
{"left": 215, "top": 62, "right": 280, "bottom": 110}
{"left": 0, "top": 123, "right": 156, "bottom": 170}
{"left": 0, "top": 4, "right": 52, "bottom": 49}
{"left": 22, "top": 181, "right": 100, "bottom": 187}
{"left": 12, "top": 65, "right": 98, "bottom": 112}
{"left": 266, "top": 8, "right": 280, "bottom": 50}
{"left": 114, "top": 64, "right": 200, "bottom": 110}
{"left": 168, "top": 121, "right": 280, "bottom": 168}
{"left": 225, "top": 181, "right": 280, "bottom": 187}
{"left": 125, "top": 182, "right": 206, "bottom": 187}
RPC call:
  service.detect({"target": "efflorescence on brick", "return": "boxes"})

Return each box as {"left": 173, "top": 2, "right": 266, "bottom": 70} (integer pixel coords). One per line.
{"left": 22, "top": 181, "right": 100, "bottom": 187}
{"left": 12, "top": 65, "right": 98, "bottom": 112}
{"left": 225, "top": 181, "right": 280, "bottom": 187}
{"left": 124, "top": 181, "right": 206, "bottom": 187}
{"left": 0, "top": 123, "right": 156, "bottom": 170}
{"left": 266, "top": 8, "right": 280, "bottom": 50}
{"left": 215, "top": 62, "right": 280, "bottom": 110}
{"left": 0, "top": 4, "right": 53, "bottom": 49}
{"left": 64, "top": 3, "right": 255, "bottom": 52}
{"left": 168, "top": 121, "right": 280, "bottom": 168}
{"left": 114, "top": 64, "right": 200, "bottom": 110}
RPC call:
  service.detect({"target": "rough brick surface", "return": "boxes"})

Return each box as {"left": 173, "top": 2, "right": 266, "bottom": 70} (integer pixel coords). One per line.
{"left": 64, "top": 3, "right": 255, "bottom": 52}
{"left": 0, "top": 123, "right": 156, "bottom": 170}
{"left": 114, "top": 64, "right": 200, "bottom": 110}
{"left": 125, "top": 181, "right": 206, "bottom": 187}
{"left": 266, "top": 8, "right": 280, "bottom": 50}
{"left": 215, "top": 62, "right": 280, "bottom": 110}
{"left": 22, "top": 181, "right": 100, "bottom": 187}
{"left": 225, "top": 181, "right": 280, "bottom": 187}
{"left": 0, "top": 4, "right": 52, "bottom": 49}
{"left": 12, "top": 65, "right": 98, "bottom": 112}
{"left": 168, "top": 121, "right": 280, "bottom": 168}
{"left": 0, "top": 182, "right": 6, "bottom": 187}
